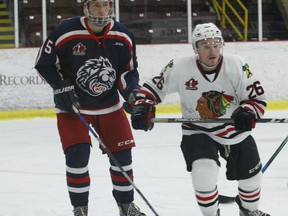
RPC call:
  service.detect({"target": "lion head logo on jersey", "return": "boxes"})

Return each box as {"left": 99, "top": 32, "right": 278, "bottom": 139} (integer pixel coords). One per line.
{"left": 76, "top": 57, "right": 116, "bottom": 96}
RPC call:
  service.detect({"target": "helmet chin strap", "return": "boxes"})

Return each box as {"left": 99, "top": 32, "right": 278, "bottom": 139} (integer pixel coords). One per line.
{"left": 198, "top": 55, "right": 223, "bottom": 71}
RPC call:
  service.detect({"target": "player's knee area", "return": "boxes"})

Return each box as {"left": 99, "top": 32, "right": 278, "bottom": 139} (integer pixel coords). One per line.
{"left": 110, "top": 148, "right": 132, "bottom": 166}
{"left": 191, "top": 159, "right": 219, "bottom": 191}
{"left": 239, "top": 171, "right": 262, "bottom": 190}
{"left": 181, "top": 134, "right": 219, "bottom": 171}
{"left": 65, "top": 143, "right": 91, "bottom": 167}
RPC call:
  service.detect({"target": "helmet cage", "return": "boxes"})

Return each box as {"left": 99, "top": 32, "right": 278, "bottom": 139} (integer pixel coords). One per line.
{"left": 83, "top": 0, "right": 114, "bottom": 27}
{"left": 192, "top": 23, "right": 224, "bottom": 55}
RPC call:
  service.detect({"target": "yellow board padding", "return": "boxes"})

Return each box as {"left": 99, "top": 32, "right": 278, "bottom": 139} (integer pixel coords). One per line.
{"left": 266, "top": 100, "right": 288, "bottom": 110}
{"left": 0, "top": 109, "right": 56, "bottom": 120}
{"left": 0, "top": 100, "right": 287, "bottom": 120}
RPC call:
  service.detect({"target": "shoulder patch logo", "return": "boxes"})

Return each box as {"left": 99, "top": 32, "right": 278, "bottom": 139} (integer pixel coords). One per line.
{"left": 73, "top": 43, "right": 86, "bottom": 56}
{"left": 162, "top": 60, "right": 174, "bottom": 73}
{"left": 243, "top": 63, "right": 253, "bottom": 78}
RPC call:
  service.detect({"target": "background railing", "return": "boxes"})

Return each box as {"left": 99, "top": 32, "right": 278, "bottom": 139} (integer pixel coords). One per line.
{"left": 0, "top": 0, "right": 287, "bottom": 48}
{"left": 212, "top": 0, "right": 248, "bottom": 41}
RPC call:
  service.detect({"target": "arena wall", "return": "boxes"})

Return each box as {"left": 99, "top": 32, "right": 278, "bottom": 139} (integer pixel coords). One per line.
{"left": 0, "top": 41, "right": 287, "bottom": 119}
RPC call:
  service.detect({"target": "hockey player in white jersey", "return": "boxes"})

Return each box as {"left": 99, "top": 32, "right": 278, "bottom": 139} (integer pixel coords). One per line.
{"left": 130, "top": 23, "right": 270, "bottom": 216}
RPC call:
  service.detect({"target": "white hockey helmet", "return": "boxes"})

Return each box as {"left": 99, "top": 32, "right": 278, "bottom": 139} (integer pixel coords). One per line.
{"left": 192, "top": 22, "right": 224, "bottom": 52}
{"left": 83, "top": 0, "right": 114, "bottom": 27}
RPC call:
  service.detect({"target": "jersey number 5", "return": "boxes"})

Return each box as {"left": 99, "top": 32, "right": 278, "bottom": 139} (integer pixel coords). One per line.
{"left": 44, "top": 40, "right": 53, "bottom": 54}
{"left": 246, "top": 81, "right": 264, "bottom": 99}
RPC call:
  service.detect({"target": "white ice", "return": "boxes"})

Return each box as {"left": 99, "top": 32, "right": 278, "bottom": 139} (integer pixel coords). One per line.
{"left": 0, "top": 110, "right": 288, "bottom": 216}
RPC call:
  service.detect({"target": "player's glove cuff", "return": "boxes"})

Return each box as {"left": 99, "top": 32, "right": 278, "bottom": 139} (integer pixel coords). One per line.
{"left": 131, "top": 98, "right": 156, "bottom": 131}
{"left": 123, "top": 89, "right": 140, "bottom": 114}
{"left": 51, "top": 80, "right": 81, "bottom": 113}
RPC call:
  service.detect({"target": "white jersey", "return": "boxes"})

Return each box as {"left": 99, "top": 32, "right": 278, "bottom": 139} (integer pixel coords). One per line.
{"left": 139, "top": 53, "right": 267, "bottom": 145}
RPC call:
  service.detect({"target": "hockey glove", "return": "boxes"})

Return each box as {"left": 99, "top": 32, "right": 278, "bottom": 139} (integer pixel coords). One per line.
{"left": 123, "top": 89, "right": 140, "bottom": 114}
{"left": 50, "top": 80, "right": 81, "bottom": 113}
{"left": 131, "top": 98, "right": 155, "bottom": 131}
{"left": 232, "top": 107, "right": 256, "bottom": 131}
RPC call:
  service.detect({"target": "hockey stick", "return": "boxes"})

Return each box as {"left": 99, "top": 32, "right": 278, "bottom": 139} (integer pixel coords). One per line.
{"left": 218, "top": 135, "right": 288, "bottom": 204}
{"left": 72, "top": 106, "right": 159, "bottom": 216}
{"left": 261, "top": 135, "right": 288, "bottom": 172}
{"left": 151, "top": 118, "right": 288, "bottom": 124}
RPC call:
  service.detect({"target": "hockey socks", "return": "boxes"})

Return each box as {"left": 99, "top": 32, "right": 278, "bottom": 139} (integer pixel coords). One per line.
{"left": 65, "top": 144, "right": 91, "bottom": 207}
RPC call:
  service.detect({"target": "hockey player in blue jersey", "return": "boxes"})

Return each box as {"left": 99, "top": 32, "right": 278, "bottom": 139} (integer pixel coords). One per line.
{"left": 35, "top": 1, "right": 145, "bottom": 215}
{"left": 130, "top": 23, "right": 270, "bottom": 216}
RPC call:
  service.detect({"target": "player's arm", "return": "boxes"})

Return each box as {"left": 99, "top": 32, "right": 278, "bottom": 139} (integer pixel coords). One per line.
{"left": 35, "top": 31, "right": 62, "bottom": 85}
{"left": 120, "top": 69, "right": 141, "bottom": 114}
{"left": 130, "top": 59, "right": 177, "bottom": 131}
{"left": 117, "top": 32, "right": 141, "bottom": 112}
{"left": 129, "top": 74, "right": 168, "bottom": 131}
{"left": 232, "top": 62, "right": 267, "bottom": 131}
{"left": 35, "top": 33, "right": 80, "bottom": 113}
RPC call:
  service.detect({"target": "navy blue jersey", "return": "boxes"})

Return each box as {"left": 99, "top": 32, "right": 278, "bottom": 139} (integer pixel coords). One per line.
{"left": 35, "top": 16, "right": 140, "bottom": 114}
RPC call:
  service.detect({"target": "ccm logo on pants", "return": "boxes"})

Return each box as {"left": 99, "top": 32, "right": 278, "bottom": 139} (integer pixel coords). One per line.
{"left": 118, "top": 139, "right": 134, "bottom": 147}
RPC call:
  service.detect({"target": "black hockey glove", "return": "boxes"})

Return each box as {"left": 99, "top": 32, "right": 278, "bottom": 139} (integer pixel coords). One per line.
{"left": 232, "top": 107, "right": 256, "bottom": 131}
{"left": 50, "top": 80, "right": 81, "bottom": 113}
{"left": 131, "top": 98, "right": 155, "bottom": 131}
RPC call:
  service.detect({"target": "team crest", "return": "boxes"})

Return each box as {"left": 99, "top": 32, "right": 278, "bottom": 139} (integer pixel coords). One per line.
{"left": 73, "top": 43, "right": 86, "bottom": 56}
{"left": 185, "top": 78, "right": 198, "bottom": 90}
{"left": 76, "top": 57, "right": 116, "bottom": 96}
{"left": 196, "top": 91, "right": 234, "bottom": 118}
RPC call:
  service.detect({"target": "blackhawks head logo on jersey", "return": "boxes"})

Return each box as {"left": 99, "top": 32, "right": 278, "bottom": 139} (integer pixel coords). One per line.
{"left": 76, "top": 57, "right": 116, "bottom": 96}
{"left": 196, "top": 90, "right": 234, "bottom": 119}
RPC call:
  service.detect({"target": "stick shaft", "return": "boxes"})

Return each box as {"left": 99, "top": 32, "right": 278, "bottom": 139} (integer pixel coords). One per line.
{"left": 151, "top": 118, "right": 288, "bottom": 124}
{"left": 72, "top": 106, "right": 159, "bottom": 216}
{"left": 262, "top": 135, "right": 288, "bottom": 172}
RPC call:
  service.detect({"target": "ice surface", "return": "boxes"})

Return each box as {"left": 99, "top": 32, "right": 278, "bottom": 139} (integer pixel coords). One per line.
{"left": 0, "top": 110, "right": 288, "bottom": 215}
